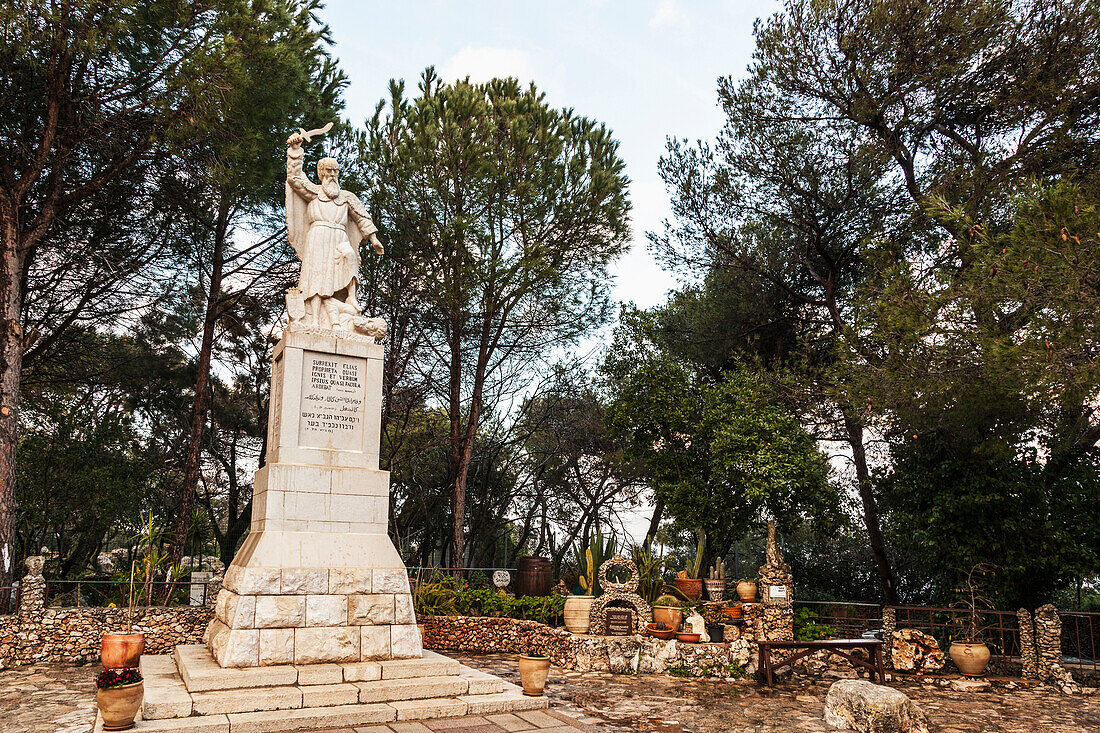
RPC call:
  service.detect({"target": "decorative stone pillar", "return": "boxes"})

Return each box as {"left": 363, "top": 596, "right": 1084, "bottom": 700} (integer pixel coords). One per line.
{"left": 882, "top": 607, "right": 896, "bottom": 668}
{"left": 758, "top": 521, "right": 793, "bottom": 641}
{"left": 1034, "top": 604, "right": 1080, "bottom": 692}
{"left": 1018, "top": 608, "right": 1038, "bottom": 679}
{"left": 18, "top": 556, "right": 46, "bottom": 616}
{"left": 1034, "top": 604, "right": 1061, "bottom": 680}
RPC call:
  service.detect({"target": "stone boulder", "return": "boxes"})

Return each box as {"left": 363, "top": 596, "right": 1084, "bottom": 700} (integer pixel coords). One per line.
{"left": 892, "top": 629, "right": 945, "bottom": 673}
{"left": 605, "top": 636, "right": 641, "bottom": 674}
{"left": 824, "top": 679, "right": 930, "bottom": 733}
{"left": 638, "top": 637, "right": 678, "bottom": 674}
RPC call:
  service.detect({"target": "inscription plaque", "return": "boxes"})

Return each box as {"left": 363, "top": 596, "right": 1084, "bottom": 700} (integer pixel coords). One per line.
{"left": 768, "top": 585, "right": 788, "bottom": 600}
{"left": 298, "top": 350, "right": 367, "bottom": 451}
{"left": 606, "top": 607, "right": 634, "bottom": 636}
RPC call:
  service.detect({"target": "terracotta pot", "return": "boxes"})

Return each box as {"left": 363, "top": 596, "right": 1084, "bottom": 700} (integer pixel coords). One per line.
{"left": 703, "top": 579, "right": 726, "bottom": 602}
{"left": 652, "top": 605, "right": 683, "bottom": 631}
{"left": 949, "top": 641, "right": 991, "bottom": 677}
{"left": 674, "top": 577, "right": 703, "bottom": 600}
{"left": 646, "top": 623, "right": 674, "bottom": 640}
{"left": 97, "top": 681, "right": 143, "bottom": 731}
{"left": 518, "top": 655, "right": 551, "bottom": 696}
{"left": 675, "top": 632, "right": 701, "bottom": 643}
{"left": 735, "top": 581, "right": 758, "bottom": 602}
{"left": 100, "top": 633, "right": 145, "bottom": 670}
{"left": 563, "top": 595, "right": 595, "bottom": 634}
{"left": 724, "top": 605, "right": 743, "bottom": 622}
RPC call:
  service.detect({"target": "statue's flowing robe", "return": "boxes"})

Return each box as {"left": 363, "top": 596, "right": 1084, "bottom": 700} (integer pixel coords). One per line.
{"left": 286, "top": 146, "right": 378, "bottom": 307}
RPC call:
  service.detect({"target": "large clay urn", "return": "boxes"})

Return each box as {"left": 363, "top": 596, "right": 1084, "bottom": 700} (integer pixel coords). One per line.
{"left": 563, "top": 595, "right": 595, "bottom": 634}
{"left": 518, "top": 655, "right": 551, "bottom": 696}
{"left": 949, "top": 641, "right": 991, "bottom": 676}
{"left": 97, "top": 681, "right": 144, "bottom": 731}
{"left": 100, "top": 633, "right": 145, "bottom": 669}
{"left": 736, "top": 580, "right": 758, "bottom": 602}
{"left": 652, "top": 605, "right": 683, "bottom": 631}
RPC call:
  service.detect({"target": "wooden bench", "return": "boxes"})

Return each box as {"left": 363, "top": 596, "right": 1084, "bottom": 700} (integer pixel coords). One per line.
{"left": 757, "top": 638, "right": 885, "bottom": 686}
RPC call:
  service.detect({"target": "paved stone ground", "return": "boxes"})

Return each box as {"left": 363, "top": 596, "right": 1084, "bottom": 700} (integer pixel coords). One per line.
{"left": 4, "top": 654, "right": 1100, "bottom": 733}
{"left": 1, "top": 662, "right": 98, "bottom": 733}
{"left": 454, "top": 654, "right": 1100, "bottom": 733}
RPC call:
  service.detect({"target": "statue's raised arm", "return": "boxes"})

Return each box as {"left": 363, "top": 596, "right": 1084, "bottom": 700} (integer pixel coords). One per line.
{"left": 283, "top": 123, "right": 386, "bottom": 340}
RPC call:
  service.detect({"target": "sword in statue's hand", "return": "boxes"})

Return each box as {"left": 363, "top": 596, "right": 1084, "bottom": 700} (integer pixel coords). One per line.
{"left": 287, "top": 122, "right": 333, "bottom": 148}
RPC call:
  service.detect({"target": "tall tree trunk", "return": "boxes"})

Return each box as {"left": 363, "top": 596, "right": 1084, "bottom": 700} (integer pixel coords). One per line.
{"left": 450, "top": 432, "right": 477, "bottom": 568}
{"left": 643, "top": 494, "right": 665, "bottom": 549}
{"left": 0, "top": 209, "right": 24, "bottom": 599}
{"left": 165, "top": 206, "right": 227, "bottom": 590}
{"left": 446, "top": 322, "right": 465, "bottom": 568}
{"left": 841, "top": 408, "right": 899, "bottom": 605}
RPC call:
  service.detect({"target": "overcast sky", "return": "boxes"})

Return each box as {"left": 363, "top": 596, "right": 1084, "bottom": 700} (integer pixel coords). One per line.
{"left": 320, "top": 0, "right": 778, "bottom": 543}
{"left": 322, "top": 0, "right": 777, "bottom": 312}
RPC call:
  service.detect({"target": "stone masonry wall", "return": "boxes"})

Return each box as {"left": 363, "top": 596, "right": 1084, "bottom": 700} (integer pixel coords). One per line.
{"left": 422, "top": 615, "right": 572, "bottom": 664}
{"left": 421, "top": 615, "right": 759, "bottom": 678}
{"left": 0, "top": 605, "right": 213, "bottom": 666}
{"left": 0, "top": 559, "right": 215, "bottom": 667}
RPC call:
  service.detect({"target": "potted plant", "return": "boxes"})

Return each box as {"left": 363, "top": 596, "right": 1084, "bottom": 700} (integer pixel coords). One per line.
{"left": 703, "top": 558, "right": 726, "bottom": 602}
{"left": 102, "top": 519, "right": 159, "bottom": 669}
{"left": 96, "top": 667, "right": 144, "bottom": 731}
{"left": 673, "top": 532, "right": 705, "bottom": 600}
{"left": 651, "top": 594, "right": 684, "bottom": 631}
{"left": 724, "top": 603, "right": 743, "bottom": 622}
{"left": 700, "top": 604, "right": 726, "bottom": 642}
{"left": 948, "top": 563, "right": 995, "bottom": 677}
{"left": 646, "top": 621, "right": 675, "bottom": 640}
{"left": 736, "top": 577, "right": 758, "bottom": 602}
{"left": 517, "top": 654, "right": 551, "bottom": 696}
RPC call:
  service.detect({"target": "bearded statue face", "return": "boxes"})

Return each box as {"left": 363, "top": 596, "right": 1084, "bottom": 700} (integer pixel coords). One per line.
{"left": 318, "top": 158, "right": 341, "bottom": 198}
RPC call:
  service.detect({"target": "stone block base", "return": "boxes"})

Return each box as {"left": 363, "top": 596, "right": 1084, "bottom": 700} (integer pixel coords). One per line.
{"left": 126, "top": 647, "right": 546, "bottom": 732}
{"left": 205, "top": 564, "right": 420, "bottom": 667}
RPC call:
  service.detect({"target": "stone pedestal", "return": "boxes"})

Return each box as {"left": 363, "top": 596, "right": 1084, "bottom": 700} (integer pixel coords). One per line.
{"left": 206, "top": 329, "right": 420, "bottom": 667}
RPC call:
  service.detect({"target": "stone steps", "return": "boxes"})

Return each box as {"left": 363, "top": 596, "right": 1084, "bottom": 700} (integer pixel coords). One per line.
{"left": 125, "top": 648, "right": 546, "bottom": 732}
{"left": 100, "top": 690, "right": 548, "bottom": 732}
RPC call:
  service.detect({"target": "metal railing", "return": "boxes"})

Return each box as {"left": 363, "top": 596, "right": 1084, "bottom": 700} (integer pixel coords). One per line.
{"left": 1061, "top": 611, "right": 1100, "bottom": 672}
{"left": 891, "top": 604, "right": 1023, "bottom": 675}
{"left": 794, "top": 601, "right": 883, "bottom": 639}
{"left": 44, "top": 579, "right": 213, "bottom": 608}
{"left": 406, "top": 567, "right": 517, "bottom": 585}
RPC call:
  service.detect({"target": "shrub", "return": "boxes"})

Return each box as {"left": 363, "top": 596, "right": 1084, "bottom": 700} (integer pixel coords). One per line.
{"left": 793, "top": 607, "right": 836, "bottom": 641}
{"left": 413, "top": 577, "right": 565, "bottom": 625}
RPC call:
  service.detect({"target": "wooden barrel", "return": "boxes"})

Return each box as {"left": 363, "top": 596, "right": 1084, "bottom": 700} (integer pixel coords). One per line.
{"left": 515, "top": 556, "right": 552, "bottom": 597}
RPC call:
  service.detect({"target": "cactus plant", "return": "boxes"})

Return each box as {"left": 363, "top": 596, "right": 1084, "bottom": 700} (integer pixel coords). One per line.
{"left": 573, "top": 527, "right": 616, "bottom": 597}
{"left": 709, "top": 558, "right": 725, "bottom": 581}
{"left": 685, "top": 531, "right": 705, "bottom": 579}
